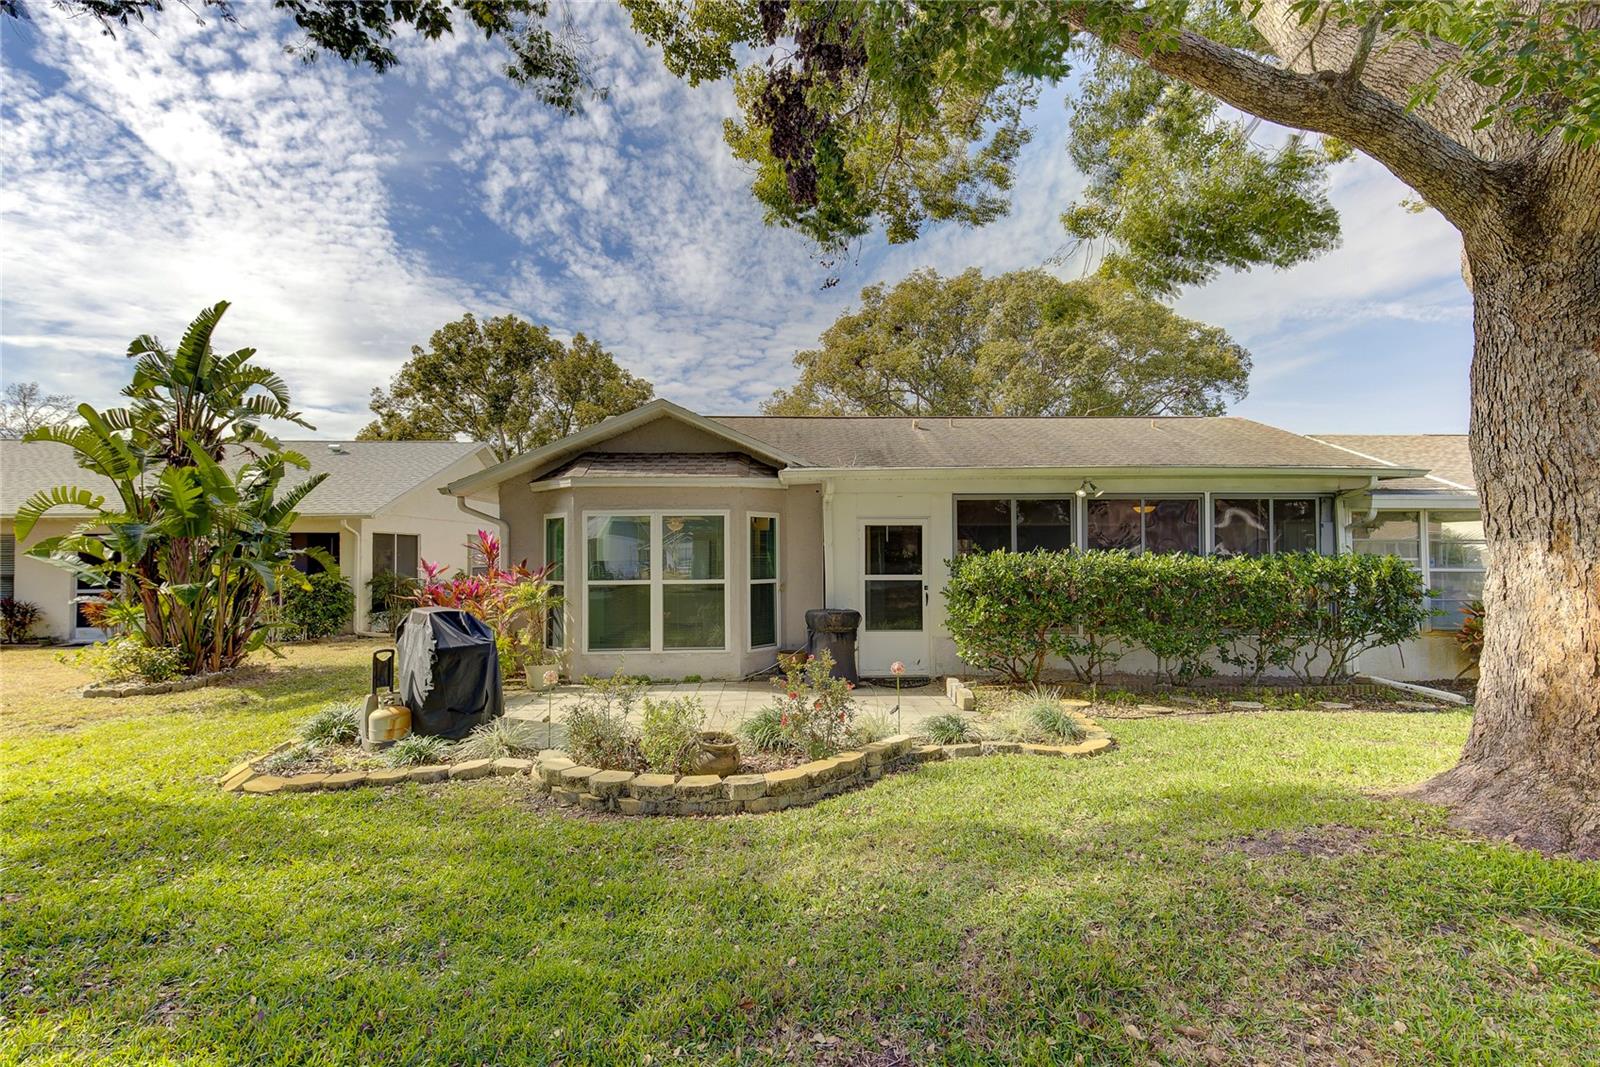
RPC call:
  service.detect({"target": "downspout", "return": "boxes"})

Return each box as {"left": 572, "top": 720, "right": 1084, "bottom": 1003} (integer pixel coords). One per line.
{"left": 821, "top": 478, "right": 835, "bottom": 607}
{"left": 340, "top": 518, "right": 364, "bottom": 633}
{"left": 454, "top": 495, "right": 507, "bottom": 539}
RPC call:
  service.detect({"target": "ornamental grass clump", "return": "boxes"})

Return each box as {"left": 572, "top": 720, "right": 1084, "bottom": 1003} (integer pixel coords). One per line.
{"left": 385, "top": 734, "right": 452, "bottom": 767}
{"left": 921, "top": 712, "right": 981, "bottom": 745}
{"left": 639, "top": 696, "right": 707, "bottom": 776}
{"left": 1017, "top": 688, "right": 1087, "bottom": 743}
{"left": 849, "top": 709, "right": 896, "bottom": 747}
{"left": 453, "top": 717, "right": 543, "bottom": 761}
{"left": 299, "top": 700, "right": 361, "bottom": 745}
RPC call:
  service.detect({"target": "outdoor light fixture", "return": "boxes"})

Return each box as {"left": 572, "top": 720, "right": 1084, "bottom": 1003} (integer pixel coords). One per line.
{"left": 1075, "top": 479, "right": 1102, "bottom": 499}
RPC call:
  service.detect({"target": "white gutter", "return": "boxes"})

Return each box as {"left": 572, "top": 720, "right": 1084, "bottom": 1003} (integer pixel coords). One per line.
{"left": 776, "top": 464, "right": 1425, "bottom": 484}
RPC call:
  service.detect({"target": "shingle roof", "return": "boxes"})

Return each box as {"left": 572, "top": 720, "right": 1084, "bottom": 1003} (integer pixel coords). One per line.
{"left": 1, "top": 439, "right": 487, "bottom": 518}
{"left": 539, "top": 451, "right": 779, "bottom": 480}
{"left": 1307, "top": 434, "right": 1475, "bottom": 492}
{"left": 710, "top": 415, "right": 1409, "bottom": 472}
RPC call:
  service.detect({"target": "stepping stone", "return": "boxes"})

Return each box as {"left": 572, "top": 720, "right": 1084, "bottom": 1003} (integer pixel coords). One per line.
{"left": 1227, "top": 701, "right": 1265, "bottom": 710}
{"left": 1316, "top": 701, "right": 1353, "bottom": 710}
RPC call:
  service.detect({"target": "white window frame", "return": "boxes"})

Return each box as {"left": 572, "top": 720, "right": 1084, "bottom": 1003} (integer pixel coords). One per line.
{"left": 371, "top": 531, "right": 420, "bottom": 578}
{"left": 748, "top": 512, "right": 780, "bottom": 651}
{"left": 952, "top": 495, "right": 1077, "bottom": 555}
{"left": 1084, "top": 494, "right": 1205, "bottom": 554}
{"left": 1207, "top": 495, "right": 1335, "bottom": 557}
{"left": 544, "top": 514, "right": 566, "bottom": 652}
{"left": 1350, "top": 507, "right": 1485, "bottom": 630}
{"left": 581, "top": 509, "right": 731, "bottom": 655}
{"left": 1423, "top": 510, "right": 1486, "bottom": 629}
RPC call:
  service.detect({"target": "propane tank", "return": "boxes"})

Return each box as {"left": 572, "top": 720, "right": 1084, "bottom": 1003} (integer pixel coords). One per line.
{"left": 361, "top": 692, "right": 412, "bottom": 750}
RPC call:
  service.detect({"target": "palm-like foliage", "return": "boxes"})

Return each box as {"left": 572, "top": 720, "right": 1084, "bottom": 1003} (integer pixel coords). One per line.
{"left": 16, "top": 303, "right": 326, "bottom": 674}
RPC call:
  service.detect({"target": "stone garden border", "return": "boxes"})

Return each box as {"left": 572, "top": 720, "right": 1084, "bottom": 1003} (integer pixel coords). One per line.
{"left": 84, "top": 668, "right": 241, "bottom": 699}
{"left": 220, "top": 717, "right": 1116, "bottom": 812}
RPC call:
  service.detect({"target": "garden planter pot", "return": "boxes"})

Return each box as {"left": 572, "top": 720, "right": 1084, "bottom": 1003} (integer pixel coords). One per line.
{"left": 695, "top": 731, "right": 740, "bottom": 777}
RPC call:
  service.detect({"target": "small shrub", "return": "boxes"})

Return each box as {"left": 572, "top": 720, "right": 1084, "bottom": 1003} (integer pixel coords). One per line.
{"left": 280, "top": 571, "right": 355, "bottom": 640}
{"left": 385, "top": 734, "right": 452, "bottom": 767}
{"left": 300, "top": 700, "right": 360, "bottom": 745}
{"left": 1455, "top": 601, "right": 1485, "bottom": 677}
{"left": 740, "top": 705, "right": 790, "bottom": 754}
{"left": 765, "top": 650, "right": 857, "bottom": 759}
{"left": 639, "top": 696, "right": 707, "bottom": 775}
{"left": 849, "top": 709, "right": 896, "bottom": 747}
{"left": 921, "top": 712, "right": 981, "bottom": 745}
{"left": 367, "top": 570, "right": 419, "bottom": 633}
{"left": 454, "top": 717, "right": 544, "bottom": 761}
{"left": 565, "top": 671, "right": 644, "bottom": 769}
{"left": 0, "top": 598, "right": 42, "bottom": 644}
{"left": 71, "top": 636, "right": 182, "bottom": 683}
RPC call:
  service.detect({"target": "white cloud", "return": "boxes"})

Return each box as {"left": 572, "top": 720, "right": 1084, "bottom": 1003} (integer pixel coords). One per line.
{"left": 1, "top": 5, "right": 1473, "bottom": 438}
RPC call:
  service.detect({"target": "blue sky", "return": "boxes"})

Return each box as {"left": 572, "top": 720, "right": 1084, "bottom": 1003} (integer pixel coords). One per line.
{"left": 0, "top": 4, "right": 1472, "bottom": 439}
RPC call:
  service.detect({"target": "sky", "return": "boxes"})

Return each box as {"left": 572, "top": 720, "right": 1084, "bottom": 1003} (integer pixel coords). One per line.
{"left": 0, "top": 3, "right": 1473, "bottom": 440}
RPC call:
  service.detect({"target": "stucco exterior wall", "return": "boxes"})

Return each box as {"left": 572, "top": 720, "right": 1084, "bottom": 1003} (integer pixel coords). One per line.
{"left": 815, "top": 470, "right": 1469, "bottom": 683}
{"left": 2, "top": 517, "right": 80, "bottom": 641}
{"left": 516, "top": 481, "right": 823, "bottom": 680}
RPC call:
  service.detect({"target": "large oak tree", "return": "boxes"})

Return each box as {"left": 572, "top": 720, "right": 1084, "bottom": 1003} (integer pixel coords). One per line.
{"left": 769, "top": 268, "right": 1251, "bottom": 416}
{"left": 18, "top": 0, "right": 1599, "bottom": 854}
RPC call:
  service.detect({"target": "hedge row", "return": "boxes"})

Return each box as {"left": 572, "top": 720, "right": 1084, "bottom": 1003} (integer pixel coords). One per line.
{"left": 943, "top": 550, "right": 1429, "bottom": 685}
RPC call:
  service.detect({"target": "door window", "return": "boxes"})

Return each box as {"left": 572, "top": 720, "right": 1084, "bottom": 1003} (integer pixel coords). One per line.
{"left": 864, "top": 524, "right": 923, "bottom": 632}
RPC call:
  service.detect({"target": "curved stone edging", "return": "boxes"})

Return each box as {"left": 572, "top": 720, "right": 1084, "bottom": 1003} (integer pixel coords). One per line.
{"left": 219, "top": 721, "right": 1117, "bottom": 811}
{"left": 84, "top": 668, "right": 241, "bottom": 699}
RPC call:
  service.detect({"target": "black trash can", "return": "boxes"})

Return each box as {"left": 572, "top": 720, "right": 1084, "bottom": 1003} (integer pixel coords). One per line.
{"left": 395, "top": 607, "right": 504, "bottom": 739}
{"left": 805, "top": 608, "right": 861, "bottom": 685}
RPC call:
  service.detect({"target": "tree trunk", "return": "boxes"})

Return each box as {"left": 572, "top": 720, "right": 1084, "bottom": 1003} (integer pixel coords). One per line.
{"left": 1415, "top": 235, "right": 1600, "bottom": 859}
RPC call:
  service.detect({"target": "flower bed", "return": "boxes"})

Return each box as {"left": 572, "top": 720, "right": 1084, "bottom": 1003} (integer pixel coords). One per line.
{"left": 82, "top": 668, "right": 241, "bottom": 699}
{"left": 220, "top": 721, "right": 1117, "bottom": 811}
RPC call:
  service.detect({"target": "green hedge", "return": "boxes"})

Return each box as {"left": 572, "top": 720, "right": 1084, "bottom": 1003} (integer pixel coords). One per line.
{"left": 280, "top": 571, "right": 355, "bottom": 640}
{"left": 943, "top": 550, "right": 1429, "bottom": 685}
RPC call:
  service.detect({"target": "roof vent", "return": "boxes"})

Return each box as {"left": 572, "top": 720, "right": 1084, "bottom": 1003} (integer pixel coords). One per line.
{"left": 328, "top": 442, "right": 345, "bottom": 454}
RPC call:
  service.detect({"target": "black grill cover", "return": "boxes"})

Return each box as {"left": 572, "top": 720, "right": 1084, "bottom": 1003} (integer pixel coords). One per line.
{"left": 395, "top": 607, "right": 504, "bottom": 739}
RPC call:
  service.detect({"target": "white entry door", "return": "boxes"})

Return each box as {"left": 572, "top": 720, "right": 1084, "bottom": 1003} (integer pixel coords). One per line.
{"left": 859, "top": 520, "right": 929, "bottom": 675}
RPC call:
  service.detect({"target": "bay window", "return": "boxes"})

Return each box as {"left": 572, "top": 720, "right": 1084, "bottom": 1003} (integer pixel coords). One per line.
{"left": 544, "top": 516, "right": 565, "bottom": 649}
{"left": 585, "top": 512, "right": 727, "bottom": 653}
{"left": 749, "top": 515, "right": 779, "bottom": 649}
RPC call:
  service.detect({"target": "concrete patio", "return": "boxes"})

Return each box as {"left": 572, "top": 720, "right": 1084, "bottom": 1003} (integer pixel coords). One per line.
{"left": 505, "top": 677, "right": 957, "bottom": 747}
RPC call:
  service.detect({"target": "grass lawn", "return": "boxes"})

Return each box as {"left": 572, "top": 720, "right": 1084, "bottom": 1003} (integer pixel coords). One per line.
{"left": 3, "top": 642, "right": 1596, "bottom": 1066}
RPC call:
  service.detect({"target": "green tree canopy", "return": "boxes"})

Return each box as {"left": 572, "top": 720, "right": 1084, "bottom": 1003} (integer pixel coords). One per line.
{"left": 357, "top": 313, "right": 654, "bottom": 460}
{"left": 768, "top": 268, "right": 1250, "bottom": 417}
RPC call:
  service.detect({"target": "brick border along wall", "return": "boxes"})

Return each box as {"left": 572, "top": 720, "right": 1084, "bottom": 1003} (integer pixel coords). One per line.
{"left": 219, "top": 724, "right": 1117, "bottom": 812}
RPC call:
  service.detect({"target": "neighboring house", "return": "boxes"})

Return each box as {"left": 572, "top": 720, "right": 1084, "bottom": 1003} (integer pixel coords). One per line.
{"left": 444, "top": 399, "right": 1477, "bottom": 683}
{"left": 1, "top": 440, "right": 498, "bottom": 642}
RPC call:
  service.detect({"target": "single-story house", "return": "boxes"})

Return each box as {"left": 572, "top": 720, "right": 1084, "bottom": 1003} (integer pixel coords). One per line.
{"left": 443, "top": 399, "right": 1479, "bottom": 683}
{"left": 1, "top": 439, "right": 498, "bottom": 642}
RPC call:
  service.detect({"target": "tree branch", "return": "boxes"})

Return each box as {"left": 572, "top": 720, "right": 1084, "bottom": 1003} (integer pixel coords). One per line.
{"left": 1065, "top": 8, "right": 1499, "bottom": 234}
